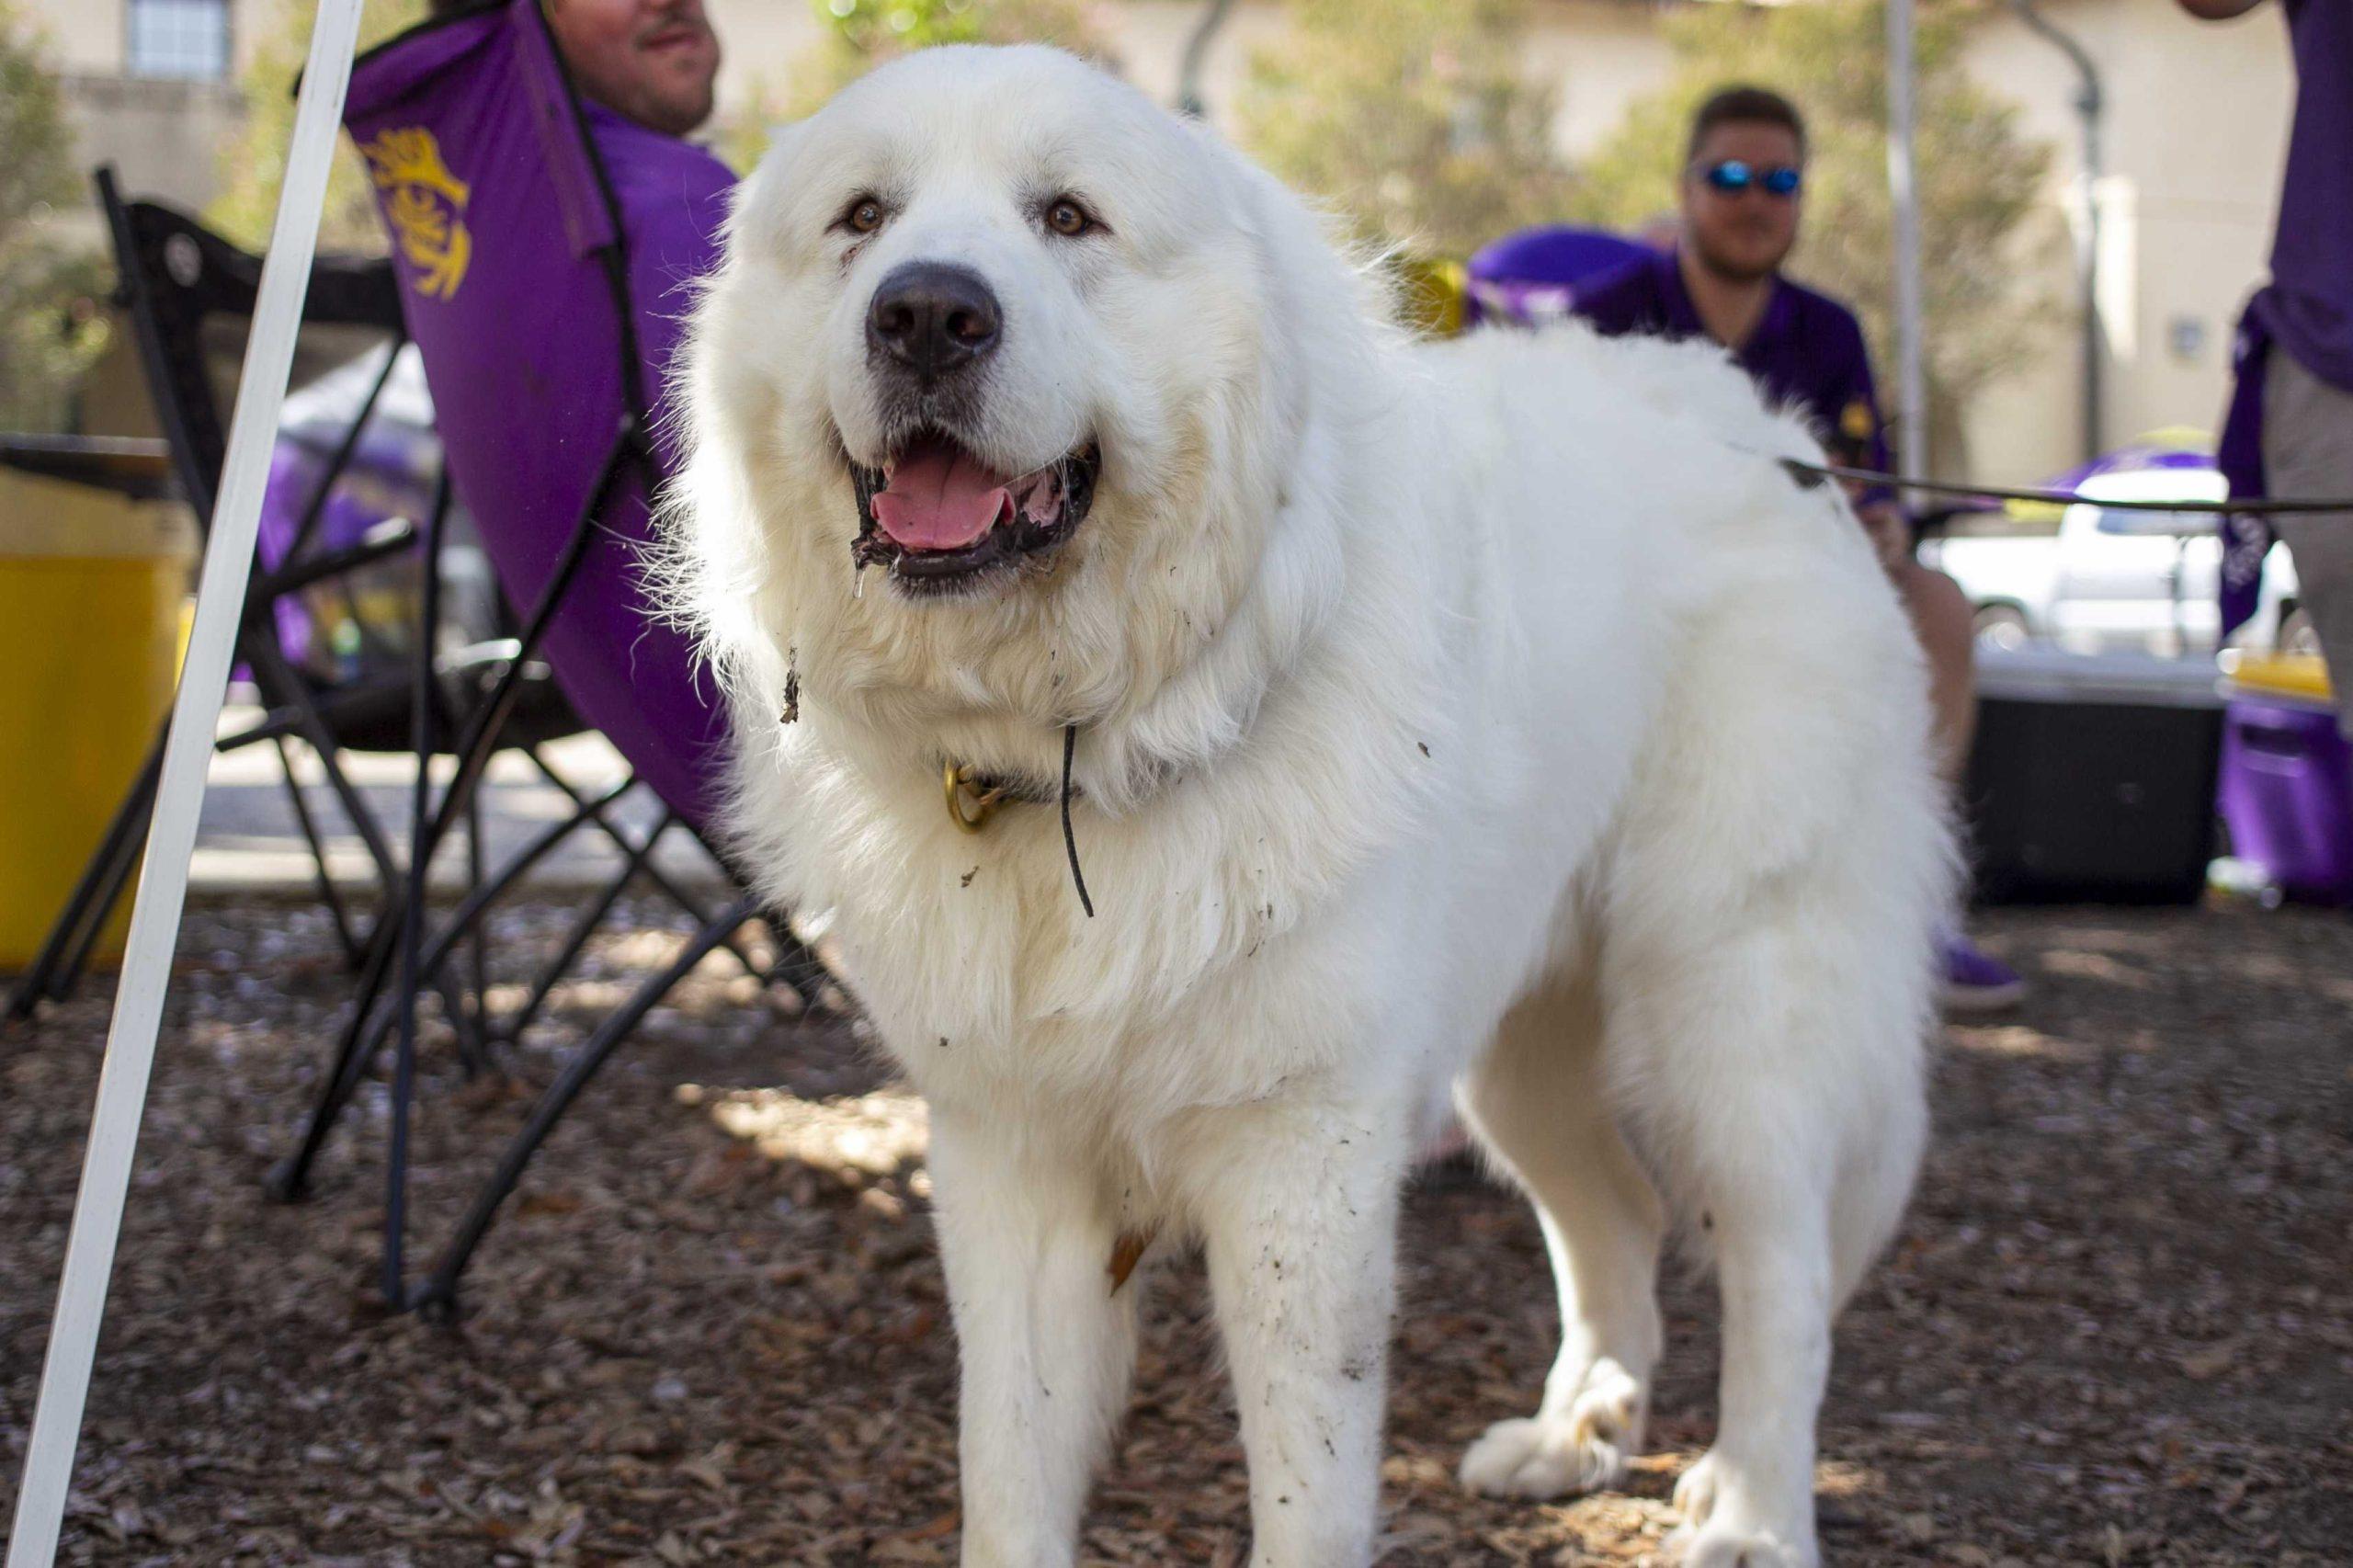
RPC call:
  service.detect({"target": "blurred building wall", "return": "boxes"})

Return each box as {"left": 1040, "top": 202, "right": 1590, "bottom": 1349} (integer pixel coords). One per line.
{"left": 28, "top": 0, "right": 256, "bottom": 245}
{"left": 1959, "top": 2, "right": 2290, "bottom": 483}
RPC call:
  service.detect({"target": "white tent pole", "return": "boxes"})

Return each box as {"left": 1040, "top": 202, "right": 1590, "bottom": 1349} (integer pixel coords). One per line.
{"left": 5, "top": 2, "right": 367, "bottom": 1562}
{"left": 1887, "top": 0, "right": 1927, "bottom": 482}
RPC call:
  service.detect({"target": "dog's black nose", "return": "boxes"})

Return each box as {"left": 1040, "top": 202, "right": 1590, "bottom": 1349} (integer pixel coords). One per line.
{"left": 867, "top": 262, "right": 1002, "bottom": 380}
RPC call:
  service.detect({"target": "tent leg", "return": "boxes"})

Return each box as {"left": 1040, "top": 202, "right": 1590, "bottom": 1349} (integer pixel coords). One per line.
{"left": 3, "top": 5, "right": 369, "bottom": 1562}
{"left": 1886, "top": 0, "right": 1927, "bottom": 485}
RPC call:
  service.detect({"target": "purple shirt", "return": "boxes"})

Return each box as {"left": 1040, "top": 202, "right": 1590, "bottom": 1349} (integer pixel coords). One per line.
{"left": 1572, "top": 248, "right": 1893, "bottom": 483}
{"left": 589, "top": 101, "right": 736, "bottom": 471}
{"left": 2257, "top": 0, "right": 2353, "bottom": 391}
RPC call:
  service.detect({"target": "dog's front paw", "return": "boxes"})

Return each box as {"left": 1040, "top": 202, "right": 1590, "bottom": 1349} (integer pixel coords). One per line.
{"left": 1665, "top": 1453, "right": 1817, "bottom": 1568}
{"left": 1458, "top": 1358, "right": 1644, "bottom": 1500}
{"left": 1665, "top": 1522, "right": 1815, "bottom": 1568}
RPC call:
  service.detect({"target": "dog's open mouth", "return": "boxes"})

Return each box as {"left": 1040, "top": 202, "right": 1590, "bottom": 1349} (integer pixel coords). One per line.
{"left": 849, "top": 431, "right": 1099, "bottom": 594}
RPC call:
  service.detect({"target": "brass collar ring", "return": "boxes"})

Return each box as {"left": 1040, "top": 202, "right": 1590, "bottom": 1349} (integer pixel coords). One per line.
{"left": 944, "top": 762, "right": 1008, "bottom": 834}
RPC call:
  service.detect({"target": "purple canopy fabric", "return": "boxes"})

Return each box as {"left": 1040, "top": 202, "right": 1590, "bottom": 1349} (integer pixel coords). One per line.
{"left": 342, "top": 0, "right": 734, "bottom": 824}
{"left": 1464, "top": 226, "right": 1651, "bottom": 328}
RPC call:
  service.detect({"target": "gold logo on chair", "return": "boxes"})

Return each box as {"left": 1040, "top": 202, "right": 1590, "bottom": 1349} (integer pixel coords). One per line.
{"left": 361, "top": 128, "right": 472, "bottom": 301}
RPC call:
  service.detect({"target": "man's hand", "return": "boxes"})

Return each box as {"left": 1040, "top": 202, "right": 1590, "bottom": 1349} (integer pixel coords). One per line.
{"left": 2175, "top": 0, "right": 2266, "bottom": 18}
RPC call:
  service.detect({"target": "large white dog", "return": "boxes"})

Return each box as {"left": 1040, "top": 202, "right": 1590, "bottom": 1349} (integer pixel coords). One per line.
{"left": 668, "top": 44, "right": 1952, "bottom": 1568}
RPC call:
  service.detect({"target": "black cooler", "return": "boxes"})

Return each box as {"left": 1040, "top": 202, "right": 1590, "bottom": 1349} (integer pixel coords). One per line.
{"left": 1962, "top": 649, "right": 2224, "bottom": 904}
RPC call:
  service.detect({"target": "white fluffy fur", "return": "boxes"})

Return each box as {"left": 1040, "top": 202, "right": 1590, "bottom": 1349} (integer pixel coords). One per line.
{"left": 668, "top": 46, "right": 1953, "bottom": 1568}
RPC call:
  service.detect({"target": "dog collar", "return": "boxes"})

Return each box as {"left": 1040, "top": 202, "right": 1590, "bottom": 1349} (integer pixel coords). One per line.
{"left": 942, "top": 760, "right": 1062, "bottom": 833}
{"left": 941, "top": 727, "right": 1096, "bottom": 918}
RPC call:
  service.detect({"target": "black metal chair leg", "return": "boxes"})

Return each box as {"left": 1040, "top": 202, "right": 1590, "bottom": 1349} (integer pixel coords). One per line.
{"left": 460, "top": 786, "right": 490, "bottom": 1055}
{"left": 408, "top": 892, "right": 759, "bottom": 1320}
{"left": 50, "top": 770, "right": 167, "bottom": 1006}
{"left": 702, "top": 835, "right": 833, "bottom": 1007}
{"left": 277, "top": 337, "right": 404, "bottom": 570}
{"left": 243, "top": 635, "right": 404, "bottom": 900}
{"left": 272, "top": 734, "right": 366, "bottom": 966}
{"left": 637, "top": 863, "right": 764, "bottom": 977}
{"left": 267, "top": 507, "right": 611, "bottom": 1199}
{"left": 381, "top": 874, "right": 426, "bottom": 1297}
{"left": 517, "top": 747, "right": 763, "bottom": 978}
{"left": 267, "top": 774, "right": 637, "bottom": 1196}
{"left": 432, "top": 971, "right": 493, "bottom": 1078}
{"left": 381, "top": 485, "right": 446, "bottom": 1306}
{"left": 408, "top": 472, "right": 491, "bottom": 1080}
{"left": 324, "top": 432, "right": 622, "bottom": 985}
{"left": 42, "top": 792, "right": 152, "bottom": 1002}
{"left": 6, "top": 731, "right": 165, "bottom": 1020}
{"left": 492, "top": 810, "right": 674, "bottom": 1044}
{"left": 766, "top": 923, "right": 832, "bottom": 1013}
{"left": 266, "top": 913, "right": 402, "bottom": 1201}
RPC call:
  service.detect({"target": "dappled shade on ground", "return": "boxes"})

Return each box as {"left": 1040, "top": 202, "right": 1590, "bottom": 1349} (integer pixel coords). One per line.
{"left": 4, "top": 896, "right": 2349, "bottom": 1564}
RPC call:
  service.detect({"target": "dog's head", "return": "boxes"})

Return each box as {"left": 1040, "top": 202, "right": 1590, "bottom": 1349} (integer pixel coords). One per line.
{"left": 673, "top": 46, "right": 1381, "bottom": 778}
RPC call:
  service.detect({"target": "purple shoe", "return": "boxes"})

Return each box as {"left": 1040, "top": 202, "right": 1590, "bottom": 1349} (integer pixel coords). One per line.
{"left": 1940, "top": 932, "right": 2024, "bottom": 1014}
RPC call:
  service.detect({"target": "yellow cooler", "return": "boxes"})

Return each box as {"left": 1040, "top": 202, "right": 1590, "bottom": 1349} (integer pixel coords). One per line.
{"left": 0, "top": 465, "right": 195, "bottom": 969}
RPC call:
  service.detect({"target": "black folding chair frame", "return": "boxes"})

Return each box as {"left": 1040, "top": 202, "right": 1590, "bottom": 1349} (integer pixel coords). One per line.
{"left": 5, "top": 173, "right": 418, "bottom": 1018}
{"left": 267, "top": 412, "right": 823, "bottom": 1315}
{"left": 326, "top": 0, "right": 835, "bottom": 1312}
{"left": 8, "top": 16, "right": 829, "bottom": 1318}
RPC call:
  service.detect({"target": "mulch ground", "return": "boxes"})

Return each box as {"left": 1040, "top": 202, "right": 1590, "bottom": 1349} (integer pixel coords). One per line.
{"left": 4, "top": 892, "right": 2350, "bottom": 1566}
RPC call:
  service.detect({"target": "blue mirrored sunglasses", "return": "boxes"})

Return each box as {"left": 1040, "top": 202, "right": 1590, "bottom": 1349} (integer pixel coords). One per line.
{"left": 1699, "top": 159, "right": 1803, "bottom": 198}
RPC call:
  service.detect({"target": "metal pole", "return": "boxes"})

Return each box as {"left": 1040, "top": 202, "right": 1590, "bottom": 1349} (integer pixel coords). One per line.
{"left": 1887, "top": 0, "right": 1928, "bottom": 483}
{"left": 2010, "top": 0, "right": 2105, "bottom": 463}
{"left": 4, "top": 3, "right": 366, "bottom": 1561}
{"left": 1176, "top": 0, "right": 1236, "bottom": 119}
{"left": 2081, "top": 75, "right": 2104, "bottom": 462}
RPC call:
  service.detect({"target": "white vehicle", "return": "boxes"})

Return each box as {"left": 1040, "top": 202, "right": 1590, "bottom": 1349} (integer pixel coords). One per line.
{"left": 1928, "top": 462, "right": 2309, "bottom": 656}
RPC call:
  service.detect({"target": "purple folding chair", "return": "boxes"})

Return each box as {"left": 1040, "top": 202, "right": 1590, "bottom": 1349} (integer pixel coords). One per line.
{"left": 270, "top": 0, "right": 820, "bottom": 1315}
{"left": 345, "top": 0, "right": 727, "bottom": 818}
{"left": 1463, "top": 224, "right": 1651, "bottom": 328}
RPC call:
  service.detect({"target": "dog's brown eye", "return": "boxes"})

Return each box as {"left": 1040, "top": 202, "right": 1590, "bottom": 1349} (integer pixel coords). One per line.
{"left": 843, "top": 198, "right": 885, "bottom": 235}
{"left": 1045, "top": 198, "right": 1094, "bottom": 237}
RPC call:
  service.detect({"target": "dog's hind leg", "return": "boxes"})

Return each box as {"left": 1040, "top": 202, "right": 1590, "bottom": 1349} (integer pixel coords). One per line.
{"left": 1664, "top": 1176, "right": 1834, "bottom": 1568}
{"left": 927, "top": 1109, "right": 1141, "bottom": 1568}
{"left": 1608, "top": 903, "right": 1925, "bottom": 1568}
{"left": 1188, "top": 1096, "right": 1409, "bottom": 1568}
{"left": 1456, "top": 971, "right": 1666, "bottom": 1501}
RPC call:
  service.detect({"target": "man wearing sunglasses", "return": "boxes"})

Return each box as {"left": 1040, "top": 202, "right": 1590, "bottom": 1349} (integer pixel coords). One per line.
{"left": 1574, "top": 85, "right": 2022, "bottom": 1013}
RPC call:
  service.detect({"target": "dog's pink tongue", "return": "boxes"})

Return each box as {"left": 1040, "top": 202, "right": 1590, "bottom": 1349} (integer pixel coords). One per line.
{"left": 872, "top": 439, "right": 1011, "bottom": 551}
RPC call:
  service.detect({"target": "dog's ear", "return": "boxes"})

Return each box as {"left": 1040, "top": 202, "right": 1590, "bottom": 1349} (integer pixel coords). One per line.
{"left": 719, "top": 119, "right": 811, "bottom": 249}
{"left": 745, "top": 116, "right": 811, "bottom": 172}
{"left": 1211, "top": 145, "right": 1388, "bottom": 472}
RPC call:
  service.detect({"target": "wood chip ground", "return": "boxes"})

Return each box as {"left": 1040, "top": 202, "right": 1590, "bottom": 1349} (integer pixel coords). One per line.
{"left": 5, "top": 894, "right": 2349, "bottom": 1564}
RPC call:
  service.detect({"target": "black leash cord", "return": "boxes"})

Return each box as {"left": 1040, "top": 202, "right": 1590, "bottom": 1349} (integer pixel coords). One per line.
{"left": 1775, "top": 456, "right": 2353, "bottom": 516}
{"left": 1062, "top": 723, "right": 1095, "bottom": 919}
